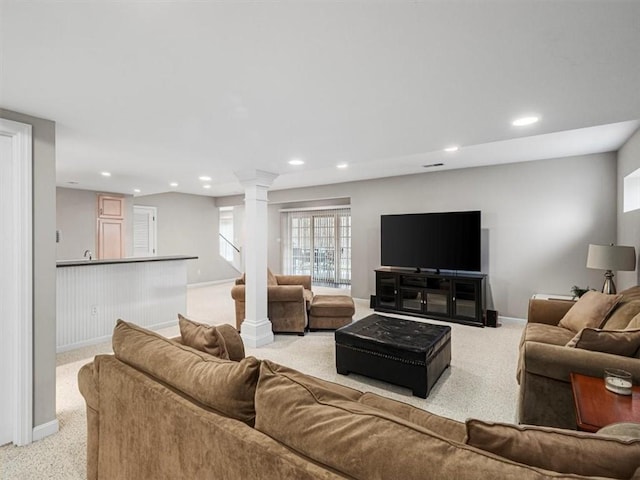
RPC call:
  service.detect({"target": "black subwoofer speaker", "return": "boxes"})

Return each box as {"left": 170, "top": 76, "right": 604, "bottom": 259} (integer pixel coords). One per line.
{"left": 486, "top": 309, "right": 498, "bottom": 328}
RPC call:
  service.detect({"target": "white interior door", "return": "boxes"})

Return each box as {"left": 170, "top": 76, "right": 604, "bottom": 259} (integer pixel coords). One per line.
{"left": 0, "top": 134, "right": 15, "bottom": 445}
{"left": 133, "top": 206, "right": 157, "bottom": 257}
{"left": 0, "top": 118, "right": 33, "bottom": 446}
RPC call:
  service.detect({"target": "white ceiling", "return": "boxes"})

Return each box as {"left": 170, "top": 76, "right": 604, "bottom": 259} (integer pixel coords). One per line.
{"left": 2, "top": 1, "right": 640, "bottom": 197}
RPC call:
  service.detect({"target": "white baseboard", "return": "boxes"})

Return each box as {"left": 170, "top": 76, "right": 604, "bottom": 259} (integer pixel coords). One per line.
{"left": 498, "top": 315, "right": 526, "bottom": 323}
{"left": 33, "top": 419, "right": 59, "bottom": 442}
{"left": 188, "top": 278, "right": 237, "bottom": 288}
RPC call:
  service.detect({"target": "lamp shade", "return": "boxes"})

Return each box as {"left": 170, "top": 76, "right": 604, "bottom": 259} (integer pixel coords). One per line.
{"left": 586, "top": 244, "right": 636, "bottom": 271}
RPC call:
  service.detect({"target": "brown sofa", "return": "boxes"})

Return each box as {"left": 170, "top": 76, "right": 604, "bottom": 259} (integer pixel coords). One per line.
{"left": 230, "top": 273, "right": 313, "bottom": 334}
{"left": 518, "top": 287, "right": 640, "bottom": 430}
{"left": 78, "top": 320, "right": 640, "bottom": 480}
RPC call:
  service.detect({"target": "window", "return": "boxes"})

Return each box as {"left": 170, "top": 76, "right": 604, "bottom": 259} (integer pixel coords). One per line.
{"left": 281, "top": 207, "right": 351, "bottom": 287}
{"left": 624, "top": 167, "right": 640, "bottom": 213}
{"left": 219, "top": 207, "right": 235, "bottom": 261}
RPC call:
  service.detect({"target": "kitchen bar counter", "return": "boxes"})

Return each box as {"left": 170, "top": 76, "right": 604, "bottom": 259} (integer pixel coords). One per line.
{"left": 56, "top": 255, "right": 197, "bottom": 267}
{"left": 56, "top": 255, "right": 197, "bottom": 352}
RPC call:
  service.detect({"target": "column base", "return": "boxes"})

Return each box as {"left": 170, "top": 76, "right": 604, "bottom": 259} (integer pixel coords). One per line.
{"left": 240, "top": 317, "right": 274, "bottom": 347}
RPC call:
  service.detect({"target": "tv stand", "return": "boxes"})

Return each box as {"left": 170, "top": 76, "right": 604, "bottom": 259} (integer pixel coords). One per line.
{"left": 374, "top": 268, "right": 487, "bottom": 327}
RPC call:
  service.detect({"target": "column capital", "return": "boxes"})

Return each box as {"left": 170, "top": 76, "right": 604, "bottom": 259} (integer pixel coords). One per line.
{"left": 234, "top": 169, "right": 278, "bottom": 188}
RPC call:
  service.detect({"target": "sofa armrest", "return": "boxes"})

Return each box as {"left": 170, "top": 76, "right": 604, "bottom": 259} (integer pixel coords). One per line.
{"left": 523, "top": 341, "right": 640, "bottom": 383}
{"left": 268, "top": 285, "right": 305, "bottom": 302}
{"left": 276, "top": 275, "right": 312, "bottom": 290}
{"left": 527, "top": 299, "right": 574, "bottom": 325}
{"left": 78, "top": 361, "right": 99, "bottom": 411}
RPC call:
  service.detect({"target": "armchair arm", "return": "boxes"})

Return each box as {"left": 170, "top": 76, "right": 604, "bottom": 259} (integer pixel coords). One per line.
{"left": 527, "top": 299, "right": 574, "bottom": 325}
{"left": 231, "top": 285, "right": 245, "bottom": 301}
{"left": 268, "top": 285, "right": 305, "bottom": 302}
{"left": 275, "top": 275, "right": 312, "bottom": 290}
{"left": 523, "top": 341, "right": 640, "bottom": 383}
{"left": 231, "top": 284, "right": 306, "bottom": 303}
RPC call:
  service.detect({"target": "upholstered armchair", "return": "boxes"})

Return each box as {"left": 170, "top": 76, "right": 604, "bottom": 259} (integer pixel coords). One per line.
{"left": 517, "top": 287, "right": 640, "bottom": 430}
{"left": 231, "top": 272, "right": 313, "bottom": 335}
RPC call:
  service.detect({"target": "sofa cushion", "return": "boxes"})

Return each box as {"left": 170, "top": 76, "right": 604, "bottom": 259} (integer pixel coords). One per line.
{"left": 565, "top": 327, "right": 640, "bottom": 357}
{"left": 598, "top": 422, "right": 640, "bottom": 440}
{"left": 267, "top": 268, "right": 278, "bottom": 286}
{"left": 178, "top": 314, "right": 230, "bottom": 360}
{"left": 465, "top": 419, "right": 640, "bottom": 479}
{"left": 521, "top": 323, "right": 575, "bottom": 347}
{"left": 358, "top": 392, "right": 466, "bottom": 442}
{"left": 603, "top": 300, "right": 640, "bottom": 330}
{"left": 558, "top": 291, "right": 622, "bottom": 333}
{"left": 112, "top": 319, "right": 260, "bottom": 424}
{"left": 255, "top": 360, "right": 584, "bottom": 480}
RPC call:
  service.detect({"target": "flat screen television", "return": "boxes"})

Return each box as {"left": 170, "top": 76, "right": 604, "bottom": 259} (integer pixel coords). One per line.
{"left": 380, "top": 210, "right": 481, "bottom": 272}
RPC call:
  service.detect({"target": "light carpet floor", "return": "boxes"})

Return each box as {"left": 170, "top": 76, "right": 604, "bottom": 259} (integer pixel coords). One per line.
{"left": 0, "top": 282, "right": 525, "bottom": 479}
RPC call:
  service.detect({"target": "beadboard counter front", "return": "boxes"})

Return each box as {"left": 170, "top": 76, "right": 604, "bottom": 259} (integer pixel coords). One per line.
{"left": 56, "top": 256, "right": 197, "bottom": 352}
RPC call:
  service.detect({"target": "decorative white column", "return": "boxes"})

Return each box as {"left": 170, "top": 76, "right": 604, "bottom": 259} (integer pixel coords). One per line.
{"left": 235, "top": 169, "right": 278, "bottom": 347}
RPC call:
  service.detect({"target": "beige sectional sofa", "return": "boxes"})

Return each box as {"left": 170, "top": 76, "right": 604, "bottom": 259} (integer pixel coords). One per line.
{"left": 518, "top": 287, "right": 640, "bottom": 429}
{"left": 78, "top": 319, "right": 640, "bottom": 480}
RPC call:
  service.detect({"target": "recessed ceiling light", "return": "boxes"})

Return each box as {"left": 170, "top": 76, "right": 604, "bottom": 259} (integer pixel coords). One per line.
{"left": 133, "top": 188, "right": 141, "bottom": 193}
{"left": 101, "top": 171, "right": 111, "bottom": 177}
{"left": 203, "top": 184, "right": 211, "bottom": 189}
{"left": 337, "top": 163, "right": 348, "bottom": 169}
{"left": 288, "top": 158, "right": 304, "bottom": 166}
{"left": 169, "top": 182, "right": 178, "bottom": 187}
{"left": 512, "top": 116, "right": 540, "bottom": 126}
{"left": 199, "top": 175, "right": 212, "bottom": 181}
{"left": 444, "top": 146, "right": 459, "bottom": 152}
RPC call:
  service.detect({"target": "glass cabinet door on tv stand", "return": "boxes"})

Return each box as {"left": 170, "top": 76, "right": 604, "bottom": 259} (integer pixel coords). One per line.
{"left": 376, "top": 272, "right": 398, "bottom": 309}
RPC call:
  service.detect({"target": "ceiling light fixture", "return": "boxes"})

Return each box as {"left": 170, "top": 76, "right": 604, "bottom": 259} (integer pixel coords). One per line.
{"left": 203, "top": 185, "right": 211, "bottom": 189}
{"left": 444, "top": 146, "right": 459, "bottom": 152}
{"left": 169, "top": 182, "right": 178, "bottom": 187}
{"left": 101, "top": 171, "right": 111, "bottom": 177}
{"left": 133, "top": 189, "right": 141, "bottom": 193}
{"left": 288, "top": 158, "right": 304, "bottom": 166}
{"left": 512, "top": 116, "right": 540, "bottom": 127}
{"left": 423, "top": 163, "right": 444, "bottom": 168}
{"left": 337, "top": 163, "right": 348, "bottom": 169}
{"left": 199, "top": 176, "right": 212, "bottom": 181}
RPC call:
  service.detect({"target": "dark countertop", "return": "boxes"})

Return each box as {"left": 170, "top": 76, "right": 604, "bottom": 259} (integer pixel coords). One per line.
{"left": 56, "top": 255, "right": 198, "bottom": 267}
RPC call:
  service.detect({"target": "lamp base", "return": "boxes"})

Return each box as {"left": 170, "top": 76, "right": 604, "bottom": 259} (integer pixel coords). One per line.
{"left": 601, "top": 270, "right": 617, "bottom": 295}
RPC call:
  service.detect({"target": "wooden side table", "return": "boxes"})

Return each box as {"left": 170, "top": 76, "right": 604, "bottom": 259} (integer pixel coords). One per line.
{"left": 570, "top": 372, "right": 640, "bottom": 432}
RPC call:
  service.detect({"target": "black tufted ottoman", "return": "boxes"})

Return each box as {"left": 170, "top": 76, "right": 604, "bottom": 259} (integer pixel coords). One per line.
{"left": 335, "top": 314, "right": 451, "bottom": 398}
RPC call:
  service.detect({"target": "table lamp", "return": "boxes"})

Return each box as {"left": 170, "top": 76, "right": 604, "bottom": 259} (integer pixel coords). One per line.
{"left": 586, "top": 244, "right": 636, "bottom": 294}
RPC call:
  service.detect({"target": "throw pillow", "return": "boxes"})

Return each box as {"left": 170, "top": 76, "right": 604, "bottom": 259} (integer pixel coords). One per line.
{"left": 178, "top": 314, "right": 229, "bottom": 360}
{"left": 565, "top": 327, "right": 640, "bottom": 357}
{"left": 465, "top": 419, "right": 640, "bottom": 479}
{"left": 558, "top": 291, "right": 622, "bottom": 332}
{"left": 627, "top": 312, "right": 640, "bottom": 330}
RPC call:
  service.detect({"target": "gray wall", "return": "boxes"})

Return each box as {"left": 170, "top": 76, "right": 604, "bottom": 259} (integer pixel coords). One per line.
{"left": 56, "top": 187, "right": 134, "bottom": 260}
{"left": 0, "top": 109, "right": 56, "bottom": 429}
{"left": 135, "top": 192, "right": 240, "bottom": 284}
{"left": 222, "top": 153, "right": 616, "bottom": 318}
{"left": 617, "top": 126, "right": 640, "bottom": 289}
